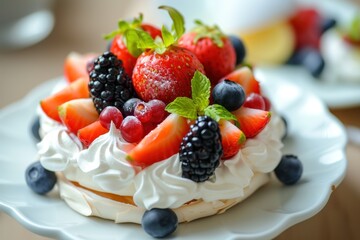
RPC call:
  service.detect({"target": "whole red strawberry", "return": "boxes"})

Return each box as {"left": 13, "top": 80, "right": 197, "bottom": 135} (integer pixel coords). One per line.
{"left": 178, "top": 21, "right": 236, "bottom": 86}
{"left": 106, "top": 14, "right": 161, "bottom": 76}
{"left": 131, "top": 6, "right": 205, "bottom": 104}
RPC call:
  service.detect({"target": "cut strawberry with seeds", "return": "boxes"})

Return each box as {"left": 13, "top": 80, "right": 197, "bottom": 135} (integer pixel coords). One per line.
{"left": 219, "top": 119, "right": 246, "bottom": 159}
{"left": 40, "top": 78, "right": 89, "bottom": 122}
{"left": 58, "top": 98, "right": 99, "bottom": 134}
{"left": 64, "top": 52, "right": 98, "bottom": 83}
{"left": 78, "top": 120, "right": 108, "bottom": 147}
{"left": 221, "top": 67, "right": 260, "bottom": 96}
{"left": 232, "top": 106, "right": 271, "bottom": 138}
{"left": 126, "top": 114, "right": 190, "bottom": 168}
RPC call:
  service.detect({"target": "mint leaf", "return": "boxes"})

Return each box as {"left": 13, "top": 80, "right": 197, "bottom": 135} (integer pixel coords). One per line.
{"left": 191, "top": 71, "right": 210, "bottom": 113}
{"left": 165, "top": 97, "right": 197, "bottom": 119}
{"left": 204, "top": 104, "right": 237, "bottom": 122}
{"left": 161, "top": 25, "right": 175, "bottom": 47}
{"left": 159, "top": 5, "right": 185, "bottom": 41}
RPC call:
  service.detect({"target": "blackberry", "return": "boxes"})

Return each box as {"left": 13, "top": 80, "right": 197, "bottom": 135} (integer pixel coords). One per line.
{"left": 179, "top": 116, "right": 223, "bottom": 182}
{"left": 89, "top": 51, "right": 136, "bottom": 113}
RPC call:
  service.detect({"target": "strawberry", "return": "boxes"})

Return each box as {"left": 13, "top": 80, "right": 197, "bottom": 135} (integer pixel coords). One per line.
{"left": 218, "top": 120, "right": 246, "bottom": 159}
{"left": 126, "top": 113, "right": 190, "bottom": 168}
{"left": 232, "top": 106, "right": 271, "bottom": 138}
{"left": 64, "top": 52, "right": 98, "bottom": 83}
{"left": 131, "top": 6, "right": 205, "bottom": 104}
{"left": 178, "top": 20, "right": 236, "bottom": 86}
{"left": 40, "top": 78, "right": 89, "bottom": 122}
{"left": 78, "top": 120, "right": 108, "bottom": 147}
{"left": 58, "top": 98, "right": 99, "bottom": 134}
{"left": 289, "top": 8, "right": 322, "bottom": 50}
{"left": 106, "top": 15, "right": 161, "bottom": 76}
{"left": 221, "top": 67, "right": 260, "bottom": 96}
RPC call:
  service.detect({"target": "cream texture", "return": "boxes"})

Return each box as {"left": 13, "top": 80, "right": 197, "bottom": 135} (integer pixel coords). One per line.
{"left": 38, "top": 106, "right": 285, "bottom": 210}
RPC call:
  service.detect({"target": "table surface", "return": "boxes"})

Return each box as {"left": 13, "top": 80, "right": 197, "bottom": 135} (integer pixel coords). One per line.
{"left": 1, "top": 0, "right": 359, "bottom": 239}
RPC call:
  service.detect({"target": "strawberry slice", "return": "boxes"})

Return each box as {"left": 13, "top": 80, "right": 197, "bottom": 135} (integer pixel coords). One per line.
{"left": 219, "top": 120, "right": 246, "bottom": 159}
{"left": 221, "top": 67, "right": 260, "bottom": 96}
{"left": 126, "top": 114, "right": 190, "bottom": 168}
{"left": 232, "top": 107, "right": 271, "bottom": 138}
{"left": 64, "top": 52, "right": 98, "bottom": 83}
{"left": 40, "top": 78, "right": 90, "bottom": 122}
{"left": 58, "top": 98, "right": 99, "bottom": 134}
{"left": 78, "top": 120, "right": 108, "bottom": 147}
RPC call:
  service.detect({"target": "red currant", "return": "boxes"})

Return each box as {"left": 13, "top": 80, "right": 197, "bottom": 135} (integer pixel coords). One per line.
{"left": 243, "top": 93, "right": 266, "bottom": 110}
{"left": 148, "top": 99, "right": 166, "bottom": 123}
{"left": 99, "top": 106, "right": 124, "bottom": 130}
{"left": 120, "top": 116, "right": 144, "bottom": 143}
{"left": 134, "top": 101, "right": 152, "bottom": 123}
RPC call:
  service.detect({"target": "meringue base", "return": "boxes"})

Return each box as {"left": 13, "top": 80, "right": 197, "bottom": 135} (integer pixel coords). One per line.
{"left": 57, "top": 173, "right": 270, "bottom": 224}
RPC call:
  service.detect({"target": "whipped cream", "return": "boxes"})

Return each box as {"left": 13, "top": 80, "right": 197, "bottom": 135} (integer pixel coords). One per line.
{"left": 321, "top": 30, "right": 360, "bottom": 83}
{"left": 38, "top": 106, "right": 284, "bottom": 210}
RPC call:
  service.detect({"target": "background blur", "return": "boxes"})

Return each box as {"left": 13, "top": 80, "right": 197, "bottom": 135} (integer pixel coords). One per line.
{"left": 0, "top": 0, "right": 360, "bottom": 239}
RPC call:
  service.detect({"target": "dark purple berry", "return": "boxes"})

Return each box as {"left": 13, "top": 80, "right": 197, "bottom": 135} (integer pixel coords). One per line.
{"left": 212, "top": 80, "right": 246, "bottom": 111}
{"left": 142, "top": 208, "right": 178, "bottom": 238}
{"left": 275, "top": 154, "right": 303, "bottom": 185}
{"left": 229, "top": 35, "right": 246, "bottom": 65}
{"left": 25, "top": 161, "right": 57, "bottom": 195}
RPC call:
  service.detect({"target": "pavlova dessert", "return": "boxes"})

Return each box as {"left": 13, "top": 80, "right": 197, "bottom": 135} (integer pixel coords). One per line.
{"left": 26, "top": 6, "right": 302, "bottom": 238}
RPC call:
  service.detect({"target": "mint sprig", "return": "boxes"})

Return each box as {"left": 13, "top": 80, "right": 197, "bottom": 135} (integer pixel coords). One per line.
{"left": 165, "top": 71, "right": 238, "bottom": 123}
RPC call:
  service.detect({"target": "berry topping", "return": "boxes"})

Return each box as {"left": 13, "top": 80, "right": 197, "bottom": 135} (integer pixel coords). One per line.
{"left": 274, "top": 154, "right": 303, "bottom": 185}
{"left": 99, "top": 106, "right": 124, "bottom": 129}
{"left": 243, "top": 93, "right": 266, "bottom": 110}
{"left": 287, "top": 47, "right": 325, "bottom": 78}
{"left": 229, "top": 35, "right": 247, "bottom": 65}
{"left": 89, "top": 51, "right": 136, "bottom": 113}
{"left": 64, "top": 52, "right": 97, "bottom": 83}
{"left": 178, "top": 20, "right": 236, "bottom": 85}
{"left": 219, "top": 119, "right": 246, "bottom": 159}
{"left": 40, "top": 78, "right": 90, "bottom": 122}
{"left": 128, "top": 6, "right": 205, "bottom": 104}
{"left": 232, "top": 107, "right": 271, "bottom": 138}
{"left": 321, "top": 18, "right": 337, "bottom": 34}
{"left": 179, "top": 115, "right": 222, "bottom": 182}
{"left": 212, "top": 80, "right": 246, "bottom": 111}
{"left": 221, "top": 67, "right": 260, "bottom": 96}
{"left": 58, "top": 98, "right": 99, "bottom": 134}
{"left": 141, "top": 208, "right": 178, "bottom": 238}
{"left": 25, "top": 161, "right": 57, "bottom": 195}
{"left": 78, "top": 120, "right": 108, "bottom": 147}
{"left": 120, "top": 116, "right": 144, "bottom": 143}
{"left": 122, "top": 98, "right": 141, "bottom": 117}
{"left": 134, "top": 101, "right": 152, "bottom": 123}
{"left": 126, "top": 114, "right": 190, "bottom": 168}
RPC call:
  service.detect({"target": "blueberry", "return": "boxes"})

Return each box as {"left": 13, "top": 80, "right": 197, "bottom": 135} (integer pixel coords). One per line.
{"left": 287, "top": 48, "right": 325, "bottom": 78}
{"left": 274, "top": 155, "right": 303, "bottom": 185}
{"left": 30, "top": 117, "right": 41, "bottom": 142}
{"left": 25, "top": 161, "right": 57, "bottom": 195}
{"left": 141, "top": 208, "right": 178, "bottom": 238}
{"left": 122, "top": 98, "right": 141, "bottom": 116}
{"left": 229, "top": 35, "right": 246, "bottom": 65}
{"left": 212, "top": 80, "right": 245, "bottom": 111}
{"left": 321, "top": 18, "right": 337, "bottom": 34}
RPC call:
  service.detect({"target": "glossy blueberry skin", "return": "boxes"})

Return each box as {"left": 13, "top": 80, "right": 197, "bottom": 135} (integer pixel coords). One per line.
{"left": 212, "top": 80, "right": 246, "bottom": 111}
{"left": 229, "top": 35, "right": 247, "bottom": 65}
{"left": 142, "top": 208, "right": 178, "bottom": 238}
{"left": 122, "top": 98, "right": 141, "bottom": 116}
{"left": 287, "top": 48, "right": 325, "bottom": 78}
{"left": 25, "top": 161, "right": 57, "bottom": 195}
{"left": 31, "top": 117, "right": 41, "bottom": 142}
{"left": 275, "top": 155, "right": 303, "bottom": 185}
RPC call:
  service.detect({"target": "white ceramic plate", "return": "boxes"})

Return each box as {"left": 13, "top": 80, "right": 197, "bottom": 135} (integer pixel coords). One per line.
{"left": 0, "top": 76, "right": 347, "bottom": 240}
{"left": 262, "top": 0, "right": 360, "bottom": 109}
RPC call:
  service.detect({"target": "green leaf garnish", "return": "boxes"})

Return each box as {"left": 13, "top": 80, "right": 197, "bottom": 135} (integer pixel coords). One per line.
{"left": 165, "top": 97, "right": 197, "bottom": 120}
{"left": 191, "top": 70, "right": 210, "bottom": 113}
{"left": 104, "top": 13, "right": 144, "bottom": 40}
{"left": 161, "top": 25, "right": 175, "bottom": 47}
{"left": 159, "top": 5, "right": 185, "bottom": 42}
{"left": 166, "top": 71, "right": 238, "bottom": 123}
{"left": 204, "top": 104, "right": 237, "bottom": 122}
{"left": 192, "top": 20, "right": 225, "bottom": 48}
